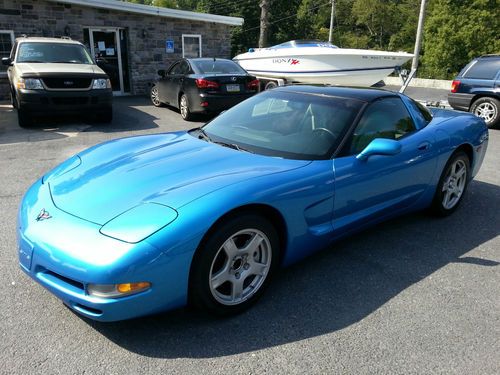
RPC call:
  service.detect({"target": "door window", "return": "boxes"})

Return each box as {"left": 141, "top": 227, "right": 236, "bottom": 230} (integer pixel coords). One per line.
{"left": 346, "top": 97, "right": 416, "bottom": 155}
{"left": 0, "top": 30, "right": 14, "bottom": 76}
{"left": 168, "top": 62, "right": 183, "bottom": 75}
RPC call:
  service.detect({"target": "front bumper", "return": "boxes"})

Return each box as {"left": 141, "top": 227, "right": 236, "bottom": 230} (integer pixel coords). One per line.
{"left": 192, "top": 92, "right": 255, "bottom": 113}
{"left": 17, "top": 88, "right": 112, "bottom": 115}
{"left": 17, "top": 179, "right": 188, "bottom": 322}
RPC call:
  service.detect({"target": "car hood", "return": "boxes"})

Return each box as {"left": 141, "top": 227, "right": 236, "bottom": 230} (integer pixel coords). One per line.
{"left": 16, "top": 62, "right": 106, "bottom": 77}
{"left": 47, "top": 132, "right": 310, "bottom": 225}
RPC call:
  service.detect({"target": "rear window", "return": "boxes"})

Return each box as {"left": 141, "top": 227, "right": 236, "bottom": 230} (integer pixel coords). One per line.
{"left": 462, "top": 58, "right": 500, "bottom": 80}
{"left": 192, "top": 60, "right": 246, "bottom": 74}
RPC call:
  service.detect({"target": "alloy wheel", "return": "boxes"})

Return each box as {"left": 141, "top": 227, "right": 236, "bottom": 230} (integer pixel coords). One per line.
{"left": 473, "top": 101, "right": 497, "bottom": 124}
{"left": 441, "top": 159, "right": 467, "bottom": 210}
{"left": 150, "top": 86, "right": 161, "bottom": 106}
{"left": 209, "top": 229, "right": 272, "bottom": 306}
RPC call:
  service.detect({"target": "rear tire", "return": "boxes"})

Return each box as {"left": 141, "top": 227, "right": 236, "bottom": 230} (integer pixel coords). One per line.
{"left": 430, "top": 151, "right": 470, "bottom": 216}
{"left": 189, "top": 214, "right": 279, "bottom": 316}
{"left": 179, "top": 94, "right": 193, "bottom": 121}
{"left": 470, "top": 97, "right": 499, "bottom": 129}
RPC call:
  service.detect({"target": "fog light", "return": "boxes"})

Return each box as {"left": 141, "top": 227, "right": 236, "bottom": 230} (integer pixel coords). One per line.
{"left": 87, "top": 282, "right": 151, "bottom": 298}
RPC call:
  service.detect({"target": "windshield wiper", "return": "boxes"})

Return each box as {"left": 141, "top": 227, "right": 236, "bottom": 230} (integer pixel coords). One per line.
{"left": 214, "top": 141, "right": 254, "bottom": 153}
{"left": 52, "top": 60, "right": 82, "bottom": 64}
{"left": 190, "top": 127, "right": 212, "bottom": 142}
{"left": 19, "top": 60, "right": 43, "bottom": 63}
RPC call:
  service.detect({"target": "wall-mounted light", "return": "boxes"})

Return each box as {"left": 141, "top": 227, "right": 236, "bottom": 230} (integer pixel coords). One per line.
{"left": 142, "top": 29, "right": 147, "bottom": 38}
{"left": 64, "top": 25, "right": 70, "bottom": 36}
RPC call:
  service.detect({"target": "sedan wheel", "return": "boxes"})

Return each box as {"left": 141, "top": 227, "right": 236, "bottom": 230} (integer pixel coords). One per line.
{"left": 431, "top": 151, "right": 470, "bottom": 216}
{"left": 179, "top": 94, "right": 193, "bottom": 121}
{"left": 470, "top": 97, "right": 499, "bottom": 129}
{"left": 150, "top": 85, "right": 162, "bottom": 107}
{"left": 190, "top": 214, "right": 279, "bottom": 315}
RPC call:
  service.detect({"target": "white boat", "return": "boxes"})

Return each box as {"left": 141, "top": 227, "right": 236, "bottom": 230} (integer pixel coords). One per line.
{"left": 233, "top": 40, "right": 414, "bottom": 87}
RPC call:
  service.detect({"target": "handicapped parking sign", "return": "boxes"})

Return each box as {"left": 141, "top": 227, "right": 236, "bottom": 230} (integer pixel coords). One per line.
{"left": 166, "top": 40, "right": 174, "bottom": 53}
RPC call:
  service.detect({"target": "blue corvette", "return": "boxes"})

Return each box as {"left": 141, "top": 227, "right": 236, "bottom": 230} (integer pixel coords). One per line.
{"left": 18, "top": 86, "right": 488, "bottom": 321}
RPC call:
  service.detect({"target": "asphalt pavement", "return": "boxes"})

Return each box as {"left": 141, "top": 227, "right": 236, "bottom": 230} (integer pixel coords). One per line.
{"left": 0, "top": 90, "right": 498, "bottom": 374}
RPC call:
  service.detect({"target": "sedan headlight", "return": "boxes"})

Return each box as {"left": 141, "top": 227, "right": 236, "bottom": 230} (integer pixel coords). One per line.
{"left": 87, "top": 282, "right": 151, "bottom": 298}
{"left": 92, "top": 78, "right": 112, "bottom": 89}
{"left": 16, "top": 78, "right": 44, "bottom": 90}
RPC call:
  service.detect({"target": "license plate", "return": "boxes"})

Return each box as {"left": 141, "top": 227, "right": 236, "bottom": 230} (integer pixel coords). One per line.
{"left": 226, "top": 84, "right": 240, "bottom": 92}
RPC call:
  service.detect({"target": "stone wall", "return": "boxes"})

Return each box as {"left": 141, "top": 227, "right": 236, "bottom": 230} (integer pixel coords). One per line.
{"left": 0, "top": 0, "right": 234, "bottom": 99}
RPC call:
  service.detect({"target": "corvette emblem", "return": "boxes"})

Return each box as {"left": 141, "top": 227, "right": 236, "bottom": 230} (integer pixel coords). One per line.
{"left": 36, "top": 209, "right": 52, "bottom": 221}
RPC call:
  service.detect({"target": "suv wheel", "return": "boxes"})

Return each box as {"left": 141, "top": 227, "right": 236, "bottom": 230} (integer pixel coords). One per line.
{"left": 17, "top": 109, "right": 33, "bottom": 128}
{"left": 470, "top": 97, "right": 500, "bottom": 129}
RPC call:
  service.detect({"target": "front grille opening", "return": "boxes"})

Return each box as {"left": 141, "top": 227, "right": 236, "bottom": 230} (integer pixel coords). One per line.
{"left": 44, "top": 270, "right": 84, "bottom": 290}
{"left": 42, "top": 77, "right": 92, "bottom": 89}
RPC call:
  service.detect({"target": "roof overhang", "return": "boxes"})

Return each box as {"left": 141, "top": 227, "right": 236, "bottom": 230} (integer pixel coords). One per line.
{"left": 47, "top": 0, "right": 244, "bottom": 26}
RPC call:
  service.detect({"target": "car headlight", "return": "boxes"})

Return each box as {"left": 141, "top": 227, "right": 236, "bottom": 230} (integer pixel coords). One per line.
{"left": 100, "top": 203, "right": 178, "bottom": 243}
{"left": 16, "top": 78, "right": 44, "bottom": 90}
{"left": 87, "top": 282, "right": 151, "bottom": 298}
{"left": 92, "top": 78, "right": 111, "bottom": 89}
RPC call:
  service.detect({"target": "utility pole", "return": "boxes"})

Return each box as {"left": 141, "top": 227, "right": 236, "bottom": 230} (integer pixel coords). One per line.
{"left": 259, "top": 0, "right": 270, "bottom": 48}
{"left": 412, "top": 0, "right": 427, "bottom": 71}
{"left": 328, "top": 0, "right": 335, "bottom": 43}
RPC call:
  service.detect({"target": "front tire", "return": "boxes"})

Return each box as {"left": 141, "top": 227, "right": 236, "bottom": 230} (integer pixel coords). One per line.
{"left": 470, "top": 97, "right": 499, "bottom": 129}
{"left": 431, "top": 151, "right": 470, "bottom": 216}
{"left": 150, "top": 85, "right": 163, "bottom": 107}
{"left": 17, "top": 108, "right": 33, "bottom": 128}
{"left": 189, "top": 214, "right": 279, "bottom": 316}
{"left": 179, "top": 94, "right": 193, "bottom": 121}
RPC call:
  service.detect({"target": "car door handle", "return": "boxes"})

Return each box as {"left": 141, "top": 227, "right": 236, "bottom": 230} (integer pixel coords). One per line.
{"left": 418, "top": 142, "right": 431, "bottom": 151}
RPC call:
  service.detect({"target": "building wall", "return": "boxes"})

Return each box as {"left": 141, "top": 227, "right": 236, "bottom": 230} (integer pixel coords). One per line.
{"left": 0, "top": 0, "right": 233, "bottom": 99}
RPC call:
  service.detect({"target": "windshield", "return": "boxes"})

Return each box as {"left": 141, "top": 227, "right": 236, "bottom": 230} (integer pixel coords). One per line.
{"left": 200, "top": 90, "right": 364, "bottom": 160}
{"left": 272, "top": 40, "right": 338, "bottom": 49}
{"left": 192, "top": 59, "right": 246, "bottom": 74}
{"left": 17, "top": 42, "right": 94, "bottom": 64}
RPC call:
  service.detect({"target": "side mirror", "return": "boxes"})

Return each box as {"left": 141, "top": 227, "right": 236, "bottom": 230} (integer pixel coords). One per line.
{"left": 356, "top": 138, "right": 401, "bottom": 161}
{"left": 157, "top": 69, "right": 166, "bottom": 78}
{"left": 1, "top": 57, "right": 12, "bottom": 66}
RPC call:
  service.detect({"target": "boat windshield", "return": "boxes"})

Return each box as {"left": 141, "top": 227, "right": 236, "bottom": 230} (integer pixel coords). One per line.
{"left": 197, "top": 90, "right": 363, "bottom": 160}
{"left": 271, "top": 40, "right": 338, "bottom": 49}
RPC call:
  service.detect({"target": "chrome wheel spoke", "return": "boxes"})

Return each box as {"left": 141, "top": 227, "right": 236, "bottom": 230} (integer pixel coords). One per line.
{"left": 231, "top": 278, "right": 244, "bottom": 301}
{"left": 211, "top": 263, "right": 230, "bottom": 289}
{"left": 243, "top": 233, "right": 264, "bottom": 254}
{"left": 222, "top": 238, "right": 239, "bottom": 258}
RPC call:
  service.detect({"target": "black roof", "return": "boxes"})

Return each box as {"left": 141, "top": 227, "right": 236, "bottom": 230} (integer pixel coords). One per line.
{"left": 275, "top": 85, "right": 399, "bottom": 103}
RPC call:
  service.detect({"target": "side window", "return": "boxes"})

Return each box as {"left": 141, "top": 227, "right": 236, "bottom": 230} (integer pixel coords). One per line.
{"left": 0, "top": 31, "right": 15, "bottom": 75}
{"left": 347, "top": 97, "right": 416, "bottom": 155}
{"left": 180, "top": 60, "right": 190, "bottom": 74}
{"left": 168, "top": 62, "right": 182, "bottom": 75}
{"left": 463, "top": 59, "right": 500, "bottom": 80}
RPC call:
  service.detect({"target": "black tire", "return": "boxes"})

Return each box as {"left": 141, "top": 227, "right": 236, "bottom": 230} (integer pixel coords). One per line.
{"left": 189, "top": 214, "right": 280, "bottom": 316}
{"left": 430, "top": 151, "right": 470, "bottom": 216}
{"left": 179, "top": 94, "right": 193, "bottom": 121}
{"left": 102, "top": 107, "right": 113, "bottom": 123}
{"left": 470, "top": 97, "right": 500, "bottom": 129}
{"left": 150, "top": 85, "right": 163, "bottom": 107}
{"left": 17, "top": 108, "right": 33, "bottom": 128}
{"left": 10, "top": 88, "right": 17, "bottom": 109}
{"left": 264, "top": 81, "right": 278, "bottom": 90}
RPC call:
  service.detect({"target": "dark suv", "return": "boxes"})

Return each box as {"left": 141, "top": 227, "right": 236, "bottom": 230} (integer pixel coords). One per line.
{"left": 2, "top": 36, "right": 113, "bottom": 127}
{"left": 448, "top": 55, "right": 500, "bottom": 129}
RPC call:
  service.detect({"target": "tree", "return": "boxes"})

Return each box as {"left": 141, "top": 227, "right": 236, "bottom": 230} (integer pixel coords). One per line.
{"left": 421, "top": 0, "right": 500, "bottom": 79}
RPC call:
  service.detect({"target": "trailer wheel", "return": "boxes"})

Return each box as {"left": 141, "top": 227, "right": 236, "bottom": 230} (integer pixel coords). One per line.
{"left": 264, "top": 81, "right": 278, "bottom": 90}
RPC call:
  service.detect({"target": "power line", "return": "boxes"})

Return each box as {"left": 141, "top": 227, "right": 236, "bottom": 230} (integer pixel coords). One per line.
{"left": 240, "top": 1, "right": 331, "bottom": 32}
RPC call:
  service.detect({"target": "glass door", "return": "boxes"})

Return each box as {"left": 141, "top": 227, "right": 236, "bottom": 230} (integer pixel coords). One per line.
{"left": 88, "top": 28, "right": 124, "bottom": 94}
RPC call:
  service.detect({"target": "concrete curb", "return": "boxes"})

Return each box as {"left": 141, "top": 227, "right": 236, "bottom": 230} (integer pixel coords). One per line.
{"left": 384, "top": 77, "right": 452, "bottom": 90}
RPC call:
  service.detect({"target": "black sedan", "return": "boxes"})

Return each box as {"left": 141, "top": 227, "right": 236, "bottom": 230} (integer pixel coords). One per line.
{"left": 150, "top": 58, "right": 260, "bottom": 120}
